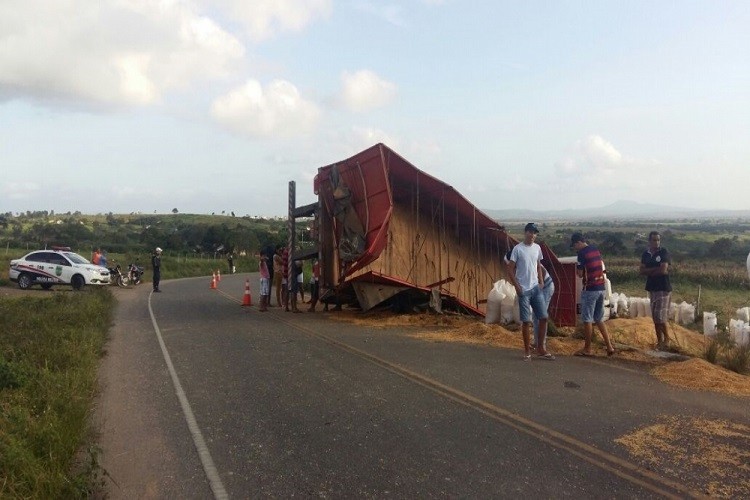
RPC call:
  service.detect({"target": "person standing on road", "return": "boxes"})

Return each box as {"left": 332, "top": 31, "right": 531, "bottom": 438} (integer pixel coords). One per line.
{"left": 273, "top": 246, "right": 283, "bottom": 307}
{"left": 506, "top": 223, "right": 555, "bottom": 361}
{"left": 571, "top": 233, "right": 614, "bottom": 357}
{"left": 297, "top": 265, "right": 305, "bottom": 303}
{"left": 288, "top": 260, "right": 302, "bottom": 313}
{"left": 534, "top": 262, "right": 555, "bottom": 351}
{"left": 281, "top": 246, "right": 290, "bottom": 311}
{"left": 639, "top": 231, "right": 672, "bottom": 350}
{"left": 307, "top": 259, "right": 320, "bottom": 312}
{"left": 505, "top": 248, "right": 555, "bottom": 350}
{"left": 258, "top": 251, "right": 270, "bottom": 312}
{"left": 151, "top": 247, "right": 162, "bottom": 292}
{"left": 92, "top": 248, "right": 102, "bottom": 265}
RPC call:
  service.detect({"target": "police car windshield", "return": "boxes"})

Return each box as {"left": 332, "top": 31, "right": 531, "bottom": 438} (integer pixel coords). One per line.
{"left": 64, "top": 252, "right": 89, "bottom": 264}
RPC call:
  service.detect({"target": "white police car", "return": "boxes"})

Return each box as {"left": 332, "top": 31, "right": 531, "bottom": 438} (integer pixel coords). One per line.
{"left": 9, "top": 247, "right": 110, "bottom": 290}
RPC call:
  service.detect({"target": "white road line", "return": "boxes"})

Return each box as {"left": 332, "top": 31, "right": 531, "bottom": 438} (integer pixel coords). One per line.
{"left": 148, "top": 291, "right": 229, "bottom": 500}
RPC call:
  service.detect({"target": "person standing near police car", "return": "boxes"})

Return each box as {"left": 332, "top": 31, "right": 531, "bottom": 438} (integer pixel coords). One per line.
{"left": 639, "top": 231, "right": 672, "bottom": 350}
{"left": 152, "top": 247, "right": 162, "bottom": 292}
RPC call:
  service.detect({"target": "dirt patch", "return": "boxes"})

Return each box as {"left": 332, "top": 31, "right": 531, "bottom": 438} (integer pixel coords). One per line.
{"left": 616, "top": 416, "right": 750, "bottom": 497}
{"left": 651, "top": 358, "right": 750, "bottom": 397}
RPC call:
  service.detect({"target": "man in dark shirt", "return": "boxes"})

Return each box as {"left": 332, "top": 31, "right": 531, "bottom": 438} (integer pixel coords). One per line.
{"left": 151, "top": 247, "right": 162, "bottom": 292}
{"left": 639, "top": 231, "right": 672, "bottom": 350}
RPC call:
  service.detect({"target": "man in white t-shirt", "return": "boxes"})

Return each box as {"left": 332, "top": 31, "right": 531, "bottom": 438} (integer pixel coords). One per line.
{"left": 506, "top": 223, "right": 554, "bottom": 361}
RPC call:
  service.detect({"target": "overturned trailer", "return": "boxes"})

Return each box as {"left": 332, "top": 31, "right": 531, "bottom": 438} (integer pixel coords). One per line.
{"left": 303, "top": 143, "right": 578, "bottom": 325}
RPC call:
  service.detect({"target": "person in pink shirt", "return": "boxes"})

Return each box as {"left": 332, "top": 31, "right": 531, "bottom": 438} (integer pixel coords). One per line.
{"left": 259, "top": 251, "right": 270, "bottom": 312}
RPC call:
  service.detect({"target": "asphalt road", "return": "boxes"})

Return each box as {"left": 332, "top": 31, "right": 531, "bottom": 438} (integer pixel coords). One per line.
{"left": 94, "top": 273, "right": 749, "bottom": 499}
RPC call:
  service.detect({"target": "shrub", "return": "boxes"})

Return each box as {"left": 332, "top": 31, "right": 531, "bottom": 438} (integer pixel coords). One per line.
{"left": 724, "top": 344, "right": 750, "bottom": 375}
{"left": 704, "top": 339, "right": 720, "bottom": 364}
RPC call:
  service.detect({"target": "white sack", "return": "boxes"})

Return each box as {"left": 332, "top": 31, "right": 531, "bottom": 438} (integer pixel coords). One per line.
{"left": 703, "top": 311, "right": 717, "bottom": 337}
{"left": 485, "top": 280, "right": 506, "bottom": 324}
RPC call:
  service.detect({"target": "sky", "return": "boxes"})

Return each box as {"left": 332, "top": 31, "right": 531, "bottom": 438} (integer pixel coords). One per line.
{"left": 1, "top": 0, "right": 749, "bottom": 217}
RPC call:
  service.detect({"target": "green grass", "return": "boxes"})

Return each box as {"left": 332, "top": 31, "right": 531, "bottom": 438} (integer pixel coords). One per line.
{"left": 0, "top": 289, "right": 113, "bottom": 498}
{"left": 0, "top": 247, "right": 260, "bottom": 286}
{"left": 605, "top": 257, "right": 750, "bottom": 329}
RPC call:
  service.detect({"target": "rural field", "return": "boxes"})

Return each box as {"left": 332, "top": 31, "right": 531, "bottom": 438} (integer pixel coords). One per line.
{"left": 1, "top": 212, "right": 749, "bottom": 497}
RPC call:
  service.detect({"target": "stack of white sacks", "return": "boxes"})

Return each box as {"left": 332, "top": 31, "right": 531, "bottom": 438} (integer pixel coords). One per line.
{"left": 486, "top": 281, "right": 748, "bottom": 347}
{"left": 618, "top": 295, "right": 696, "bottom": 326}
{"left": 485, "top": 280, "right": 520, "bottom": 325}
{"left": 702, "top": 308, "right": 750, "bottom": 346}
{"left": 729, "top": 308, "right": 750, "bottom": 346}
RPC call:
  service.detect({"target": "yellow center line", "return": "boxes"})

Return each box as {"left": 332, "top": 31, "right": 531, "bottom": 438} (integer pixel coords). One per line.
{"left": 215, "top": 291, "right": 703, "bottom": 499}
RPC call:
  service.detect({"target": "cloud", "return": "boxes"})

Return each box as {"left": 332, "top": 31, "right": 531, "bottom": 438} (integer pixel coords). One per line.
{"left": 339, "top": 70, "right": 397, "bottom": 112}
{"left": 0, "top": 0, "right": 244, "bottom": 107}
{"left": 2, "top": 182, "right": 40, "bottom": 201}
{"left": 349, "top": 126, "right": 400, "bottom": 149}
{"left": 551, "top": 134, "right": 666, "bottom": 204}
{"left": 554, "top": 135, "right": 626, "bottom": 183}
{"left": 208, "top": 0, "right": 332, "bottom": 41}
{"left": 354, "top": 2, "right": 406, "bottom": 27}
{"left": 211, "top": 79, "right": 320, "bottom": 138}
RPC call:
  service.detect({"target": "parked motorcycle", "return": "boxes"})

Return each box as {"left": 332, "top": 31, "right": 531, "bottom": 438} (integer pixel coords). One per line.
{"left": 107, "top": 263, "right": 128, "bottom": 287}
{"left": 128, "top": 263, "right": 144, "bottom": 285}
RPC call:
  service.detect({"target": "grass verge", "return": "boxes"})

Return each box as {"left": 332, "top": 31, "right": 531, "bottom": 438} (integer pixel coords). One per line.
{"left": 0, "top": 289, "right": 113, "bottom": 498}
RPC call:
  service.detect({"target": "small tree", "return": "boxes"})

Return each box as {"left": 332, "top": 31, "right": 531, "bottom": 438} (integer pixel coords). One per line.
{"left": 172, "top": 208, "right": 179, "bottom": 214}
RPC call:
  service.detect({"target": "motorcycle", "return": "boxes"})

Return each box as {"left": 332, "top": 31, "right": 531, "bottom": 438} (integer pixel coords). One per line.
{"left": 107, "top": 263, "right": 128, "bottom": 287}
{"left": 128, "top": 263, "right": 144, "bottom": 285}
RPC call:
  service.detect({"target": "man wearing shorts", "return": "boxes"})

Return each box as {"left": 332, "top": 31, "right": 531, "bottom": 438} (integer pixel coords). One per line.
{"left": 572, "top": 233, "right": 615, "bottom": 357}
{"left": 507, "top": 223, "right": 554, "bottom": 361}
{"left": 640, "top": 231, "right": 672, "bottom": 350}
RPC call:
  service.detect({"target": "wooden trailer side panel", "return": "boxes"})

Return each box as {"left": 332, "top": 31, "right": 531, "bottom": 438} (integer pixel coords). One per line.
{"left": 350, "top": 204, "right": 508, "bottom": 313}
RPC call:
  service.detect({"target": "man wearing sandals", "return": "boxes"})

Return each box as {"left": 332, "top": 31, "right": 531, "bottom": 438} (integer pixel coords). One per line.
{"left": 640, "top": 231, "right": 672, "bottom": 350}
{"left": 571, "top": 233, "right": 615, "bottom": 357}
{"left": 507, "top": 223, "right": 555, "bottom": 361}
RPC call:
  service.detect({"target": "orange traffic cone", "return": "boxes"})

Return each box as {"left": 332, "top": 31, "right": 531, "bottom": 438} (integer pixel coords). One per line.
{"left": 217, "top": 269, "right": 221, "bottom": 282}
{"left": 210, "top": 274, "right": 217, "bottom": 289}
{"left": 241, "top": 279, "right": 252, "bottom": 306}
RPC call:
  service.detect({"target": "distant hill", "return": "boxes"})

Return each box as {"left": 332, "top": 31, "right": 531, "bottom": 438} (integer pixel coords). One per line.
{"left": 483, "top": 200, "right": 750, "bottom": 222}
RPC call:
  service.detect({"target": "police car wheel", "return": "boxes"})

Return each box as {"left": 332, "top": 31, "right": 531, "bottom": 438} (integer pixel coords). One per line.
{"left": 18, "top": 273, "right": 32, "bottom": 290}
{"left": 71, "top": 275, "right": 85, "bottom": 291}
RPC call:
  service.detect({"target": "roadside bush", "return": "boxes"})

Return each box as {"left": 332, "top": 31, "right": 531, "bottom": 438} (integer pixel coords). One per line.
{"left": 704, "top": 339, "right": 720, "bottom": 364}
{"left": 0, "top": 291, "right": 113, "bottom": 498}
{"left": 725, "top": 344, "right": 750, "bottom": 375}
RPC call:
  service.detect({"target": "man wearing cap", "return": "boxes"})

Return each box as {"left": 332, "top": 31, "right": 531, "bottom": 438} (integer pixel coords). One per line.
{"left": 507, "top": 223, "right": 555, "bottom": 360}
{"left": 571, "top": 233, "right": 615, "bottom": 356}
{"left": 639, "top": 231, "right": 672, "bottom": 350}
{"left": 152, "top": 247, "right": 162, "bottom": 293}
